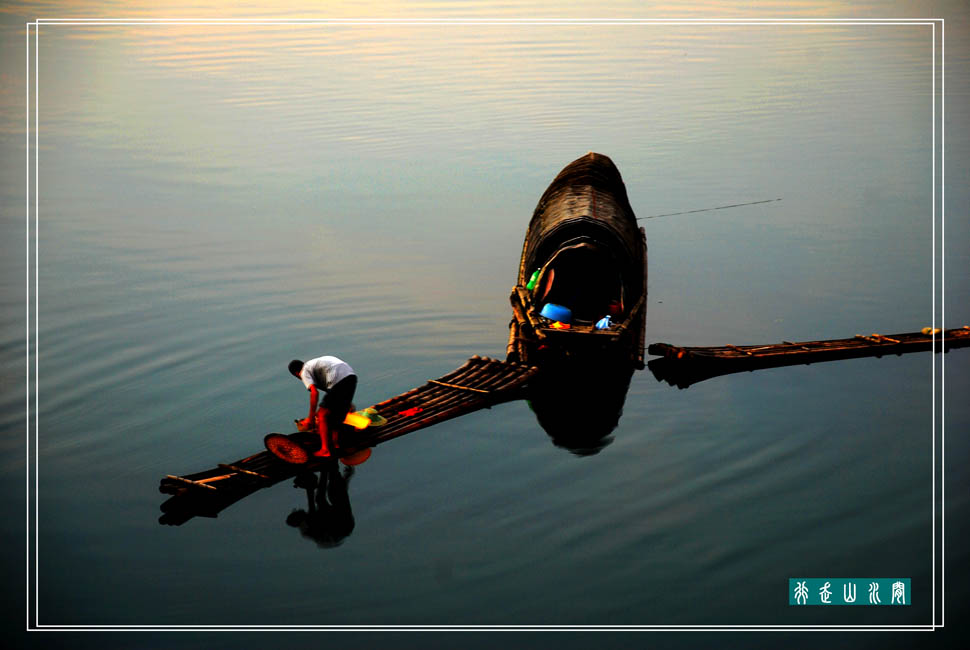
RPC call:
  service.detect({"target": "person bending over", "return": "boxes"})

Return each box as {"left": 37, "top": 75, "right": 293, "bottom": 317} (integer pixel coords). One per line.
{"left": 288, "top": 356, "right": 357, "bottom": 457}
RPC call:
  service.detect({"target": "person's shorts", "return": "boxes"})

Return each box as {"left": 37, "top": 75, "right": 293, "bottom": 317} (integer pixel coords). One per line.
{"left": 321, "top": 375, "right": 357, "bottom": 425}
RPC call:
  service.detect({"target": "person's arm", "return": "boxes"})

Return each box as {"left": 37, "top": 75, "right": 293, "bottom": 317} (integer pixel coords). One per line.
{"left": 297, "top": 385, "right": 319, "bottom": 430}
{"left": 307, "top": 385, "right": 319, "bottom": 420}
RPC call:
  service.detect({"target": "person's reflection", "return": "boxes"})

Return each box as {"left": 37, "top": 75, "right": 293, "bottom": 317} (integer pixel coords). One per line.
{"left": 287, "top": 460, "right": 355, "bottom": 548}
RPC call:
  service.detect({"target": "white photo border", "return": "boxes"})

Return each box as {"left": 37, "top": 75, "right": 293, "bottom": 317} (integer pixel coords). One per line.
{"left": 24, "top": 17, "right": 946, "bottom": 633}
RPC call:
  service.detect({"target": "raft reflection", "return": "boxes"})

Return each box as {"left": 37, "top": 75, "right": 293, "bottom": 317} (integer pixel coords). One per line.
{"left": 287, "top": 463, "right": 356, "bottom": 549}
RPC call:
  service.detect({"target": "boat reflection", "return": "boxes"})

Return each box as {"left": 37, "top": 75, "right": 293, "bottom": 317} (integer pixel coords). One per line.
{"left": 526, "top": 360, "right": 635, "bottom": 456}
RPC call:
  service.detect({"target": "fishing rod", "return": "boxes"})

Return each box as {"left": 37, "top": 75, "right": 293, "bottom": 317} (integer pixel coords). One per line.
{"left": 637, "top": 198, "right": 782, "bottom": 220}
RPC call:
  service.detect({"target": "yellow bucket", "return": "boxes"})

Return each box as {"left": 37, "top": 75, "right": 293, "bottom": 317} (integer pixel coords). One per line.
{"left": 343, "top": 411, "right": 371, "bottom": 430}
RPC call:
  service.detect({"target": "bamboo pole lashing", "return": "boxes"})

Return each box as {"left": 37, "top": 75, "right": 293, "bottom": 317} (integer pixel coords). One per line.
{"left": 409, "top": 378, "right": 487, "bottom": 414}
{"left": 428, "top": 379, "right": 492, "bottom": 394}
{"left": 871, "top": 334, "right": 901, "bottom": 344}
{"left": 166, "top": 475, "right": 220, "bottom": 490}
{"left": 218, "top": 464, "right": 270, "bottom": 479}
{"left": 418, "top": 364, "right": 490, "bottom": 403}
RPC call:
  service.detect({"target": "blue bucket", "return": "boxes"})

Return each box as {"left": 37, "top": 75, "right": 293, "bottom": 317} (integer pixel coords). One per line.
{"left": 539, "top": 303, "right": 572, "bottom": 324}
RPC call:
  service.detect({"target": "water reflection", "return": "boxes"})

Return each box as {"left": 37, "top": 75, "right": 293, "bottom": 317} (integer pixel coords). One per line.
{"left": 287, "top": 463, "right": 356, "bottom": 549}
{"left": 526, "top": 361, "right": 634, "bottom": 456}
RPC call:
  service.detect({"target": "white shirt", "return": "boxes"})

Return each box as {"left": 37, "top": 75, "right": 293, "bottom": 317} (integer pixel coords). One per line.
{"left": 300, "top": 356, "right": 355, "bottom": 392}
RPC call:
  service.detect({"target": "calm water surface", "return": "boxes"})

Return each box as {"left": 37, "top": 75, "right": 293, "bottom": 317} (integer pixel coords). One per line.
{"left": 1, "top": 2, "right": 969, "bottom": 647}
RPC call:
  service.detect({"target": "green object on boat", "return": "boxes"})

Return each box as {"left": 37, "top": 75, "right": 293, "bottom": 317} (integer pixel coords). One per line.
{"left": 361, "top": 407, "right": 388, "bottom": 427}
{"left": 526, "top": 269, "right": 540, "bottom": 291}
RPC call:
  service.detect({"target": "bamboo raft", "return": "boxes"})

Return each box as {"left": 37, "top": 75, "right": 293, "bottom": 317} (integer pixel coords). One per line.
{"left": 159, "top": 356, "right": 538, "bottom": 525}
{"left": 647, "top": 326, "right": 970, "bottom": 389}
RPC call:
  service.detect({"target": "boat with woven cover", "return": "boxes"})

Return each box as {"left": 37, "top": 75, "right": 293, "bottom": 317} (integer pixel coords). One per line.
{"left": 507, "top": 152, "right": 647, "bottom": 368}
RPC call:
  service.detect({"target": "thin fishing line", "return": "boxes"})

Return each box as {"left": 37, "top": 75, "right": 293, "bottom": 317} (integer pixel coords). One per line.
{"left": 638, "top": 198, "right": 781, "bottom": 220}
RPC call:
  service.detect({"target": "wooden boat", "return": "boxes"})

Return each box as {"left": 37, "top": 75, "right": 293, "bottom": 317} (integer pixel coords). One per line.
{"left": 507, "top": 152, "right": 647, "bottom": 368}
